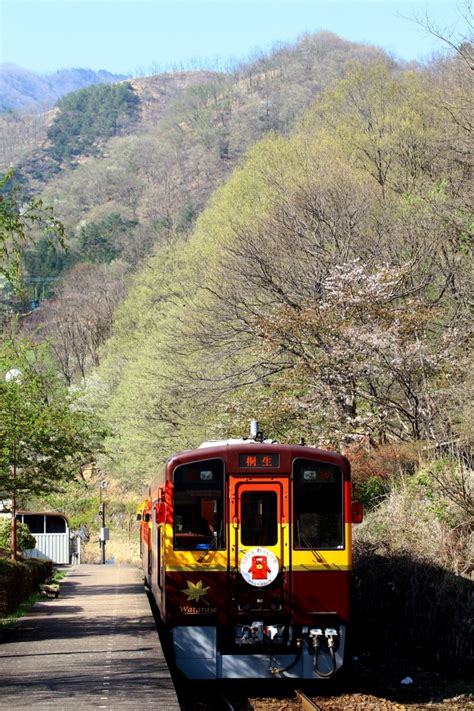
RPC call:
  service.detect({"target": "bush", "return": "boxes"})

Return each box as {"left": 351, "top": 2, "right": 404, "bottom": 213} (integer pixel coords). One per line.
{"left": 0, "top": 558, "right": 52, "bottom": 617}
{"left": 345, "top": 441, "right": 420, "bottom": 508}
{"left": 354, "top": 460, "right": 473, "bottom": 574}
{"left": 352, "top": 475, "right": 388, "bottom": 509}
{"left": 0, "top": 518, "right": 36, "bottom": 556}
{"left": 353, "top": 546, "right": 473, "bottom": 675}
{"left": 352, "top": 456, "right": 473, "bottom": 674}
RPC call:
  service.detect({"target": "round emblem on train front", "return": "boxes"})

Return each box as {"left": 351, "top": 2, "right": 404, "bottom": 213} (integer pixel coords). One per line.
{"left": 240, "top": 547, "right": 279, "bottom": 587}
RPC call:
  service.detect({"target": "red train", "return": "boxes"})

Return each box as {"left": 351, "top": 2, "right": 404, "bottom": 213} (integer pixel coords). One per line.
{"left": 138, "top": 425, "right": 362, "bottom": 679}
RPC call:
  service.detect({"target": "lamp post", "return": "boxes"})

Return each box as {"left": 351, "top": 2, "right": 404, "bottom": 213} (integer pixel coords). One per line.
{"left": 5, "top": 368, "right": 22, "bottom": 561}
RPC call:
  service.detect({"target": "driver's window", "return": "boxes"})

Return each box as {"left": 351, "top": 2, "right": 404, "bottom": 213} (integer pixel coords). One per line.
{"left": 173, "top": 459, "right": 225, "bottom": 550}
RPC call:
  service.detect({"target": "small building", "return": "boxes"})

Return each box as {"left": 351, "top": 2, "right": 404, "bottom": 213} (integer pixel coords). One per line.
{"left": 16, "top": 511, "right": 71, "bottom": 564}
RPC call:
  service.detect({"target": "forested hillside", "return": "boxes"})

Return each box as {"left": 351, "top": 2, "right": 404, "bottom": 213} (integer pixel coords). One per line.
{"left": 93, "top": 56, "right": 472, "bottom": 483}
{"left": 3, "top": 31, "right": 470, "bottom": 483}
{"left": 6, "top": 31, "right": 470, "bottom": 475}
{"left": 16, "top": 33, "right": 389, "bottom": 376}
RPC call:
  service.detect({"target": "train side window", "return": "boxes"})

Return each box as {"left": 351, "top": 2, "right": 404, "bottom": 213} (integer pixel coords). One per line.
{"left": 173, "top": 459, "right": 225, "bottom": 550}
{"left": 293, "top": 459, "right": 344, "bottom": 550}
{"left": 241, "top": 491, "right": 277, "bottom": 546}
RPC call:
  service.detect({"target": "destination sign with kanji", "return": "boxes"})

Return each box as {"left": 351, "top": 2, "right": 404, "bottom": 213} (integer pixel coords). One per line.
{"left": 238, "top": 453, "right": 280, "bottom": 468}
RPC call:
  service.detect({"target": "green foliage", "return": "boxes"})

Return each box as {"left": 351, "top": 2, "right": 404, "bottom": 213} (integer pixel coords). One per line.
{"left": 22, "top": 236, "right": 76, "bottom": 288}
{"left": 175, "top": 202, "right": 198, "bottom": 233}
{"left": 78, "top": 213, "right": 138, "bottom": 263}
{"left": 0, "top": 557, "right": 52, "bottom": 618}
{"left": 356, "top": 456, "right": 472, "bottom": 572}
{"left": 32, "top": 480, "right": 99, "bottom": 532}
{"left": 413, "top": 458, "right": 474, "bottom": 527}
{"left": 0, "top": 339, "right": 108, "bottom": 502}
{"left": 47, "top": 82, "right": 140, "bottom": 163}
{"left": 93, "top": 56, "right": 472, "bottom": 484}
{"left": 352, "top": 476, "right": 388, "bottom": 510}
{"left": 0, "top": 518, "right": 35, "bottom": 554}
{"left": 89, "top": 237, "right": 194, "bottom": 483}
{"left": 6, "top": 33, "right": 468, "bottom": 492}
{"left": 0, "top": 170, "right": 65, "bottom": 295}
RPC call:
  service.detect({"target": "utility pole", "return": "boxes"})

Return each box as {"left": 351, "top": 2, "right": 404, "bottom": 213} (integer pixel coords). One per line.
{"left": 99, "top": 479, "right": 108, "bottom": 564}
{"left": 99, "top": 501, "right": 106, "bottom": 564}
{"left": 5, "top": 368, "right": 22, "bottom": 561}
{"left": 11, "top": 455, "right": 17, "bottom": 561}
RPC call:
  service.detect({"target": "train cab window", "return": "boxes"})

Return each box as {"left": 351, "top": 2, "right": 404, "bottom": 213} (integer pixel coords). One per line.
{"left": 241, "top": 491, "right": 278, "bottom": 546}
{"left": 293, "top": 459, "right": 344, "bottom": 550}
{"left": 173, "top": 459, "right": 225, "bottom": 550}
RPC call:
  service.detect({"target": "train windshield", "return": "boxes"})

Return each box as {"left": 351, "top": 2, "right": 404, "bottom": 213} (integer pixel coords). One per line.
{"left": 241, "top": 491, "right": 278, "bottom": 546}
{"left": 293, "top": 459, "right": 344, "bottom": 549}
{"left": 173, "top": 459, "right": 225, "bottom": 550}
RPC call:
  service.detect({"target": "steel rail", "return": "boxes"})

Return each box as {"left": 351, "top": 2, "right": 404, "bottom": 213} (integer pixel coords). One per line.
{"left": 295, "top": 689, "right": 323, "bottom": 711}
{"left": 220, "top": 693, "right": 235, "bottom": 711}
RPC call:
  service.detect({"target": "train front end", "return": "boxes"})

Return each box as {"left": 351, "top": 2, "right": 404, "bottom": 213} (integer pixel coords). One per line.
{"left": 155, "top": 440, "right": 357, "bottom": 679}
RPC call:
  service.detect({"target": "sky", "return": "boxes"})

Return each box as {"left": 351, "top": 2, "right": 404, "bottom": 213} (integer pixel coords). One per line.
{"left": 0, "top": 0, "right": 465, "bottom": 76}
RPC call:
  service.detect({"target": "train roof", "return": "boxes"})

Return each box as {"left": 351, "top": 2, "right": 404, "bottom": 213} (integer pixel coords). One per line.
{"left": 190, "top": 440, "right": 347, "bottom": 461}
{"left": 148, "top": 441, "right": 349, "bottom": 492}
{"left": 198, "top": 438, "right": 276, "bottom": 448}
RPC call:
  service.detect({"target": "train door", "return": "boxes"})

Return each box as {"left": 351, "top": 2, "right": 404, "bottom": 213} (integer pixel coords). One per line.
{"left": 229, "top": 477, "right": 290, "bottom": 615}
{"left": 140, "top": 502, "right": 152, "bottom": 583}
{"left": 150, "top": 495, "right": 166, "bottom": 612}
{"left": 155, "top": 488, "right": 166, "bottom": 591}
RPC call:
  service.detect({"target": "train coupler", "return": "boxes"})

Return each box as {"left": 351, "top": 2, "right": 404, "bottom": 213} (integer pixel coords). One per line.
{"left": 235, "top": 621, "right": 288, "bottom": 646}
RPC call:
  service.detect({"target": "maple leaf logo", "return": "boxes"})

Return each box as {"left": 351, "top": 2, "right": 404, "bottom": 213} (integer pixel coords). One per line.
{"left": 181, "top": 579, "right": 210, "bottom": 604}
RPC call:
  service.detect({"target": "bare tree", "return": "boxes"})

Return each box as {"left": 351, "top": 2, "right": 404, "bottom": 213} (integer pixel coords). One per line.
{"left": 404, "top": 1, "right": 473, "bottom": 70}
{"left": 23, "top": 262, "right": 128, "bottom": 384}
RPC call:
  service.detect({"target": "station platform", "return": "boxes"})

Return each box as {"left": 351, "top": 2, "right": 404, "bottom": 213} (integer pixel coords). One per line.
{"left": 0, "top": 564, "right": 180, "bottom": 709}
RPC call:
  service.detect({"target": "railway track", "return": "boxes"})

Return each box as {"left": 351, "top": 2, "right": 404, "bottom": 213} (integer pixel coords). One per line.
{"left": 216, "top": 686, "right": 323, "bottom": 711}
{"left": 295, "top": 689, "right": 323, "bottom": 711}
{"left": 177, "top": 678, "right": 472, "bottom": 711}
{"left": 220, "top": 693, "right": 236, "bottom": 710}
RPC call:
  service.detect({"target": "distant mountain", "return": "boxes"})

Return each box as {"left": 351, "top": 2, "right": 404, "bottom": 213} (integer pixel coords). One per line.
{"left": 0, "top": 64, "right": 129, "bottom": 113}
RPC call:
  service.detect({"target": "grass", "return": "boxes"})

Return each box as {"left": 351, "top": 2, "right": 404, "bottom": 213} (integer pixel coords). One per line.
{"left": 51, "top": 568, "right": 67, "bottom": 583}
{"left": 0, "top": 590, "right": 41, "bottom": 630}
{"left": 81, "top": 526, "right": 141, "bottom": 565}
{"left": 352, "top": 457, "right": 473, "bottom": 676}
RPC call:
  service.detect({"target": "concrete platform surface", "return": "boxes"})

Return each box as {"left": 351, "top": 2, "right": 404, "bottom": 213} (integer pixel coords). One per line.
{"left": 0, "top": 564, "right": 180, "bottom": 709}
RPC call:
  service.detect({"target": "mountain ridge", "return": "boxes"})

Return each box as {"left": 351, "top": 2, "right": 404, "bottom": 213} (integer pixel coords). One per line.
{"left": 0, "top": 64, "right": 129, "bottom": 113}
